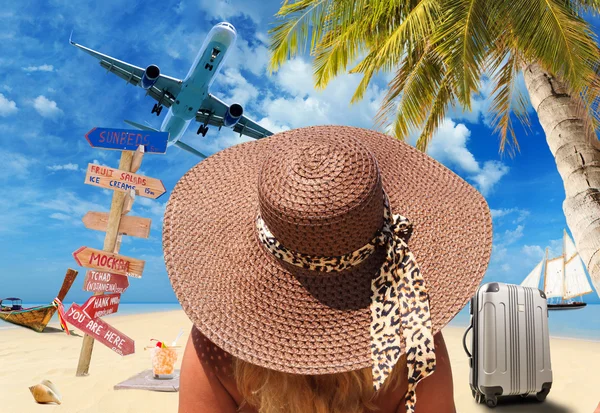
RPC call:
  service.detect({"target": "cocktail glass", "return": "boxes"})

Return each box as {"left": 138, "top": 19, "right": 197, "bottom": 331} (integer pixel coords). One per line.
{"left": 150, "top": 346, "right": 178, "bottom": 379}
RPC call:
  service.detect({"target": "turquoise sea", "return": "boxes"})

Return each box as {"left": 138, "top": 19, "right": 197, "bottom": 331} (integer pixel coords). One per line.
{"left": 2, "top": 301, "right": 599, "bottom": 341}
{"left": 0, "top": 302, "right": 183, "bottom": 331}
{"left": 448, "top": 303, "right": 600, "bottom": 341}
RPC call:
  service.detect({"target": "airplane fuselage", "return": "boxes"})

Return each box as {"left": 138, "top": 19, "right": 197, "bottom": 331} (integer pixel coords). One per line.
{"left": 159, "top": 22, "right": 237, "bottom": 145}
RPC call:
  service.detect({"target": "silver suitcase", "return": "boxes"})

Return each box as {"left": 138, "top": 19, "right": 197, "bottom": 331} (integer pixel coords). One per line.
{"left": 463, "top": 282, "right": 552, "bottom": 407}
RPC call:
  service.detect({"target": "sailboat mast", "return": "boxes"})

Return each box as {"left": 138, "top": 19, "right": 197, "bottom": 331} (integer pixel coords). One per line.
{"left": 543, "top": 247, "right": 549, "bottom": 295}
{"left": 562, "top": 229, "right": 567, "bottom": 304}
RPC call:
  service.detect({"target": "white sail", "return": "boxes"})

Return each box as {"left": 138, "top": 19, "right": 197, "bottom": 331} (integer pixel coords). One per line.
{"left": 521, "top": 258, "right": 544, "bottom": 289}
{"left": 564, "top": 230, "right": 578, "bottom": 262}
{"left": 564, "top": 255, "right": 593, "bottom": 299}
{"left": 544, "top": 257, "right": 564, "bottom": 298}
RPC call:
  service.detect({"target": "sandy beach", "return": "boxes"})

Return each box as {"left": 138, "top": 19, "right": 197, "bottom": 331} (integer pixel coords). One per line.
{"left": 1, "top": 310, "right": 599, "bottom": 412}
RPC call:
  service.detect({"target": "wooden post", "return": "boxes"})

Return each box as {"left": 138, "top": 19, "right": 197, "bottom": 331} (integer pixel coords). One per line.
{"left": 76, "top": 150, "right": 135, "bottom": 376}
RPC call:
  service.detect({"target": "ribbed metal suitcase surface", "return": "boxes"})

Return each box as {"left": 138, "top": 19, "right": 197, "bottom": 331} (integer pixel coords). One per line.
{"left": 464, "top": 282, "right": 552, "bottom": 407}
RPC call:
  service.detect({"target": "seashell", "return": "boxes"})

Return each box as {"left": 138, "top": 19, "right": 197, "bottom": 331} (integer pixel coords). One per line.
{"left": 40, "top": 380, "right": 61, "bottom": 400}
{"left": 29, "top": 383, "right": 62, "bottom": 405}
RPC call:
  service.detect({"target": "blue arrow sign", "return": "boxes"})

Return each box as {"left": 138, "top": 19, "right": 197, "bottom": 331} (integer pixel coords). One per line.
{"left": 85, "top": 127, "right": 169, "bottom": 154}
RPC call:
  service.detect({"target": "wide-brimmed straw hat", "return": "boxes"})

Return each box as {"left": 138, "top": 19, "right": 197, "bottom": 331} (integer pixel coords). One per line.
{"left": 163, "top": 125, "right": 492, "bottom": 408}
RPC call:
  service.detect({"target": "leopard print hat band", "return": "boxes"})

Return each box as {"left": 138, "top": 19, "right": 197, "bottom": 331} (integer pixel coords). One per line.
{"left": 256, "top": 192, "right": 437, "bottom": 412}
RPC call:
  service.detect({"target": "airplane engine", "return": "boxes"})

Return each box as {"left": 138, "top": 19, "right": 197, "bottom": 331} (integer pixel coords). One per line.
{"left": 223, "top": 103, "right": 243, "bottom": 127}
{"left": 140, "top": 65, "right": 160, "bottom": 90}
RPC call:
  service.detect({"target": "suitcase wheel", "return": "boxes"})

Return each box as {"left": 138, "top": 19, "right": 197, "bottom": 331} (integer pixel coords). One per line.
{"left": 535, "top": 390, "right": 548, "bottom": 402}
{"left": 485, "top": 396, "right": 497, "bottom": 408}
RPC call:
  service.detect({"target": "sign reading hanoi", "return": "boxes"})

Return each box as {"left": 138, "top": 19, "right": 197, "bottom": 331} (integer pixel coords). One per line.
{"left": 85, "top": 127, "right": 168, "bottom": 154}
{"left": 81, "top": 293, "right": 121, "bottom": 319}
{"left": 73, "top": 246, "right": 145, "bottom": 278}
{"left": 64, "top": 303, "right": 134, "bottom": 356}
{"left": 85, "top": 164, "right": 166, "bottom": 199}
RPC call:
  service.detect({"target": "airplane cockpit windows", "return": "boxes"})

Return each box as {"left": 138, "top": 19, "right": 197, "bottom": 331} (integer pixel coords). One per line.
{"left": 211, "top": 48, "right": 221, "bottom": 59}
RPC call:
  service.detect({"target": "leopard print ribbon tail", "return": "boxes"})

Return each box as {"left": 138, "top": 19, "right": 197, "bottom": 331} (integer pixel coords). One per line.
{"left": 369, "top": 199, "right": 436, "bottom": 412}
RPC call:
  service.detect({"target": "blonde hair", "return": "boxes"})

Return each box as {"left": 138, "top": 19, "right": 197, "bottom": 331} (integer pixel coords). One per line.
{"left": 232, "top": 355, "right": 407, "bottom": 413}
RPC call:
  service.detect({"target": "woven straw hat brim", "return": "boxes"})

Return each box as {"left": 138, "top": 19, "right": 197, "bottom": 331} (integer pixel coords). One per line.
{"left": 163, "top": 126, "right": 492, "bottom": 375}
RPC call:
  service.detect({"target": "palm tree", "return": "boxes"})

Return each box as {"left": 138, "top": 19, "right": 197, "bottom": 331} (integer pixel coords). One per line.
{"left": 268, "top": 0, "right": 600, "bottom": 294}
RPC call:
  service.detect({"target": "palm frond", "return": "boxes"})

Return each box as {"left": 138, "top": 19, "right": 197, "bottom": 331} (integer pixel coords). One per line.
{"left": 506, "top": 0, "right": 598, "bottom": 92}
{"left": 268, "top": 0, "right": 332, "bottom": 74}
{"left": 433, "top": 0, "right": 491, "bottom": 108}
{"left": 415, "top": 75, "right": 455, "bottom": 151}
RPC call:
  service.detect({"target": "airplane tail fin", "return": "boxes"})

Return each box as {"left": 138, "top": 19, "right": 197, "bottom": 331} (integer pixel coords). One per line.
{"left": 124, "top": 119, "right": 159, "bottom": 132}
{"left": 174, "top": 141, "right": 207, "bottom": 159}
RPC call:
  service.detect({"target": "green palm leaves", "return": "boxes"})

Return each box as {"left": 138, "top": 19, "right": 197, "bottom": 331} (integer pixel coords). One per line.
{"left": 268, "top": 0, "right": 600, "bottom": 153}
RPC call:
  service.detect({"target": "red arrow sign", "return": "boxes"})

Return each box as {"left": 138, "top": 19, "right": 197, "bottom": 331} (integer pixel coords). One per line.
{"left": 64, "top": 303, "right": 134, "bottom": 356}
{"left": 81, "top": 293, "right": 121, "bottom": 319}
{"left": 73, "top": 246, "right": 144, "bottom": 278}
{"left": 83, "top": 271, "right": 129, "bottom": 294}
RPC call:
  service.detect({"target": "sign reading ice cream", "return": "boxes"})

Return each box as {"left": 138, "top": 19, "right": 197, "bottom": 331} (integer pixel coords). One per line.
{"left": 73, "top": 246, "right": 144, "bottom": 278}
{"left": 84, "top": 164, "right": 165, "bottom": 199}
{"left": 64, "top": 303, "right": 134, "bottom": 356}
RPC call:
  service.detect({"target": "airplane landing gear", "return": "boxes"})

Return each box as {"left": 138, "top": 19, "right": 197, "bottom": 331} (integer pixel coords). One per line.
{"left": 151, "top": 103, "right": 163, "bottom": 116}
{"left": 197, "top": 125, "right": 209, "bottom": 137}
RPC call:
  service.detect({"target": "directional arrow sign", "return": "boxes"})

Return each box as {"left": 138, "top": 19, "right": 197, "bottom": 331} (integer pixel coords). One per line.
{"left": 82, "top": 293, "right": 121, "bottom": 319}
{"left": 85, "top": 127, "right": 168, "bottom": 154}
{"left": 73, "top": 246, "right": 144, "bottom": 278}
{"left": 83, "top": 270, "right": 129, "bottom": 294}
{"left": 85, "top": 164, "right": 166, "bottom": 199}
{"left": 83, "top": 212, "right": 151, "bottom": 239}
{"left": 64, "top": 303, "right": 134, "bottom": 356}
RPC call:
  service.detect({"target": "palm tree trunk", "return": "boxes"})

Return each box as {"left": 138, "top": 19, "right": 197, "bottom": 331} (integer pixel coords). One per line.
{"left": 523, "top": 62, "right": 600, "bottom": 296}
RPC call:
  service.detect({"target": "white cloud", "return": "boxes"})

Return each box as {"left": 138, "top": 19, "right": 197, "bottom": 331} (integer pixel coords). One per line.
{"left": 197, "top": 0, "right": 266, "bottom": 23}
{"left": 50, "top": 212, "right": 71, "bottom": 221}
{"left": 23, "top": 64, "right": 54, "bottom": 72}
{"left": 471, "top": 161, "right": 510, "bottom": 196}
{"left": 522, "top": 244, "right": 545, "bottom": 259}
{"left": 33, "top": 95, "right": 63, "bottom": 118}
{"left": 47, "top": 163, "right": 79, "bottom": 171}
{"left": 0, "top": 150, "right": 34, "bottom": 178}
{"left": 220, "top": 68, "right": 259, "bottom": 106}
{"left": 491, "top": 207, "right": 530, "bottom": 223}
{"left": 36, "top": 191, "right": 108, "bottom": 220}
{"left": 0, "top": 93, "right": 18, "bottom": 116}
{"left": 502, "top": 224, "right": 525, "bottom": 245}
{"left": 425, "top": 119, "right": 509, "bottom": 195}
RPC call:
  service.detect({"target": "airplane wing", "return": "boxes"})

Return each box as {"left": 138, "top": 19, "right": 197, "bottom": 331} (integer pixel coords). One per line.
{"left": 70, "top": 38, "right": 182, "bottom": 108}
{"left": 196, "top": 94, "right": 274, "bottom": 140}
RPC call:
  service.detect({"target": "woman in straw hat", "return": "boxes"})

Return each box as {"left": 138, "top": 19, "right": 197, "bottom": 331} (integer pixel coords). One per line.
{"left": 163, "top": 126, "right": 492, "bottom": 412}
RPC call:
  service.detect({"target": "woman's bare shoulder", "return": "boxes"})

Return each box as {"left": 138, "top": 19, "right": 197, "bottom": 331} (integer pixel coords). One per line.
{"left": 411, "top": 331, "right": 456, "bottom": 413}
{"left": 178, "top": 327, "right": 238, "bottom": 413}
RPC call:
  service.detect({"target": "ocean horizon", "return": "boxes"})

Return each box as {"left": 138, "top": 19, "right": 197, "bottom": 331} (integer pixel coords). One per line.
{"left": 2, "top": 302, "right": 600, "bottom": 341}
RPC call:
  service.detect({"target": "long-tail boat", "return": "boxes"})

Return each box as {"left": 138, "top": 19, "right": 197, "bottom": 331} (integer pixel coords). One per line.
{"left": 0, "top": 269, "right": 78, "bottom": 332}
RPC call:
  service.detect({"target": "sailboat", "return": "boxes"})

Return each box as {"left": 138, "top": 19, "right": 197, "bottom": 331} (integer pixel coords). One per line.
{"left": 520, "top": 229, "right": 594, "bottom": 310}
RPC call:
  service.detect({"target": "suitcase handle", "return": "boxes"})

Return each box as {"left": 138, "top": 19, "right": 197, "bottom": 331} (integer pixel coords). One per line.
{"left": 462, "top": 323, "right": 473, "bottom": 358}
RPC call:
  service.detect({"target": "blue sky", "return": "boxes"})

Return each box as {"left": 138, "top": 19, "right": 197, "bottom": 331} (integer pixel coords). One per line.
{"left": 1, "top": 0, "right": 599, "bottom": 305}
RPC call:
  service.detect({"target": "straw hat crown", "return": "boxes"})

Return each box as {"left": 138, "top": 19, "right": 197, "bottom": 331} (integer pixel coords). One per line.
{"left": 257, "top": 132, "right": 384, "bottom": 257}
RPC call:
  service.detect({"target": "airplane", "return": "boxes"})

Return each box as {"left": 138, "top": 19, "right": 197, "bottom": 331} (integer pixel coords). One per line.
{"left": 70, "top": 22, "right": 273, "bottom": 158}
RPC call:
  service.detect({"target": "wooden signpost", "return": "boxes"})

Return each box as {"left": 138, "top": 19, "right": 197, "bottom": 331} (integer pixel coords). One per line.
{"left": 73, "top": 246, "right": 145, "bottom": 278}
{"left": 83, "top": 271, "right": 129, "bottom": 294}
{"left": 81, "top": 293, "right": 121, "bottom": 319}
{"left": 68, "top": 130, "right": 168, "bottom": 376}
{"left": 82, "top": 212, "right": 151, "bottom": 239}
{"left": 65, "top": 303, "right": 134, "bottom": 356}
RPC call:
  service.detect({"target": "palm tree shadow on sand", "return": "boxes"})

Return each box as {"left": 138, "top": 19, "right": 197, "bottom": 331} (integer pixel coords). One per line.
{"left": 475, "top": 396, "right": 574, "bottom": 413}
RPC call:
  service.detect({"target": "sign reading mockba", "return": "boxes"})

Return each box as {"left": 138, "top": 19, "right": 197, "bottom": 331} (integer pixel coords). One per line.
{"left": 83, "top": 270, "right": 129, "bottom": 294}
{"left": 64, "top": 303, "right": 134, "bottom": 356}
{"left": 84, "top": 164, "right": 166, "bottom": 199}
{"left": 73, "top": 246, "right": 144, "bottom": 278}
{"left": 81, "top": 293, "right": 121, "bottom": 319}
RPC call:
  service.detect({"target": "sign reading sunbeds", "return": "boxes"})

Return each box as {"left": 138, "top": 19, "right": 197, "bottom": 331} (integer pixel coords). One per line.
{"left": 81, "top": 293, "right": 121, "bottom": 319}
{"left": 85, "top": 127, "right": 168, "bottom": 154}
{"left": 83, "top": 271, "right": 129, "bottom": 294}
{"left": 73, "top": 246, "right": 145, "bottom": 278}
{"left": 85, "top": 164, "right": 166, "bottom": 199}
{"left": 65, "top": 303, "right": 134, "bottom": 356}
